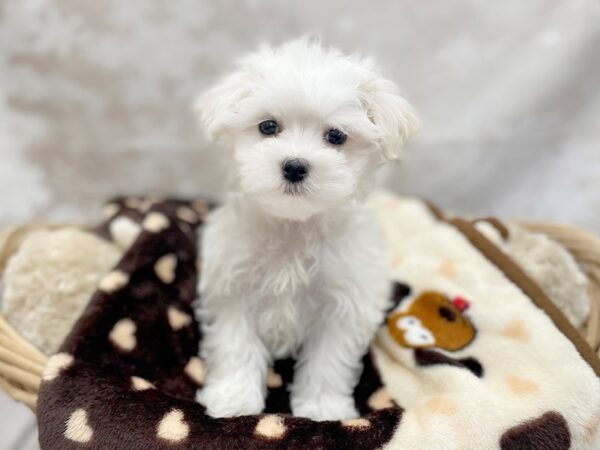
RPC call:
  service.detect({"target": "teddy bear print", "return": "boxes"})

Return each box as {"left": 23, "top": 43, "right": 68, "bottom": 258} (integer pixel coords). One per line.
{"left": 387, "top": 290, "right": 476, "bottom": 351}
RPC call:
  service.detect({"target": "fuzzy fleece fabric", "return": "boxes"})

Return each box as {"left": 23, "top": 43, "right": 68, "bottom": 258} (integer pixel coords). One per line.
{"left": 34, "top": 193, "right": 600, "bottom": 449}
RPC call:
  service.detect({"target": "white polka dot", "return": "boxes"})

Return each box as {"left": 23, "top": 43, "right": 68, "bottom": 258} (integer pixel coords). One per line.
{"left": 109, "top": 216, "right": 142, "bottom": 250}
{"left": 145, "top": 195, "right": 164, "bottom": 206}
{"left": 267, "top": 367, "right": 283, "bottom": 388}
{"left": 341, "top": 418, "right": 371, "bottom": 429}
{"left": 178, "top": 221, "right": 192, "bottom": 235}
{"left": 109, "top": 318, "right": 137, "bottom": 352}
{"left": 65, "top": 409, "right": 93, "bottom": 443}
{"left": 131, "top": 376, "right": 155, "bottom": 391}
{"left": 157, "top": 409, "right": 190, "bottom": 442}
{"left": 138, "top": 198, "right": 155, "bottom": 212}
{"left": 167, "top": 307, "right": 192, "bottom": 331}
{"left": 184, "top": 357, "right": 205, "bottom": 385}
{"left": 192, "top": 200, "right": 209, "bottom": 216}
{"left": 143, "top": 212, "right": 170, "bottom": 233}
{"left": 125, "top": 197, "right": 142, "bottom": 209}
{"left": 176, "top": 206, "right": 198, "bottom": 223}
{"left": 42, "top": 353, "right": 74, "bottom": 381}
{"left": 99, "top": 270, "right": 129, "bottom": 293}
{"left": 154, "top": 254, "right": 177, "bottom": 284}
{"left": 103, "top": 203, "right": 120, "bottom": 219}
{"left": 255, "top": 415, "right": 286, "bottom": 439}
{"left": 368, "top": 387, "right": 394, "bottom": 410}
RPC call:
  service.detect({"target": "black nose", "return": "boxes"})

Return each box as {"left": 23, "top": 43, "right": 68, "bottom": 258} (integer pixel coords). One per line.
{"left": 282, "top": 159, "right": 309, "bottom": 183}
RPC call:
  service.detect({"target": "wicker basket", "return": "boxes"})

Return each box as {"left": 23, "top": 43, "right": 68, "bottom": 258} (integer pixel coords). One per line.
{"left": 0, "top": 222, "right": 599, "bottom": 413}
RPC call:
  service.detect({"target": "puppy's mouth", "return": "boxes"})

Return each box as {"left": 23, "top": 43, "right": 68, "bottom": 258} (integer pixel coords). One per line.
{"left": 282, "top": 181, "right": 306, "bottom": 196}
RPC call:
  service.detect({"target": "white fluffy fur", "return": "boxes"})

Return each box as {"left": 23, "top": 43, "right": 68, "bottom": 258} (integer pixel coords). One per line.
{"left": 194, "top": 39, "right": 418, "bottom": 420}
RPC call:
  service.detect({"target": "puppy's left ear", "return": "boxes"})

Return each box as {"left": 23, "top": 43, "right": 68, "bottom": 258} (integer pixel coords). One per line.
{"left": 194, "top": 71, "right": 250, "bottom": 142}
{"left": 360, "top": 76, "right": 420, "bottom": 160}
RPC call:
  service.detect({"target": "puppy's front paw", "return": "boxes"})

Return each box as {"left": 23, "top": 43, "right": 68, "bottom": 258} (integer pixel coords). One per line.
{"left": 197, "top": 381, "right": 265, "bottom": 417}
{"left": 291, "top": 393, "right": 358, "bottom": 421}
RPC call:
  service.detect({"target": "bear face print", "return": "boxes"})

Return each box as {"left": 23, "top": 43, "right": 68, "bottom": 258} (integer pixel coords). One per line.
{"left": 387, "top": 291, "right": 476, "bottom": 352}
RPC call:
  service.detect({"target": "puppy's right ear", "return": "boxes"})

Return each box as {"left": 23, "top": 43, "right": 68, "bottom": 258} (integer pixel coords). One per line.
{"left": 194, "top": 71, "right": 250, "bottom": 142}
{"left": 360, "top": 76, "right": 420, "bottom": 161}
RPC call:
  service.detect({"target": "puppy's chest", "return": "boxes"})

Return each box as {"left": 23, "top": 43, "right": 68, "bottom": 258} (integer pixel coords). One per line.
{"left": 244, "top": 236, "right": 322, "bottom": 356}
{"left": 248, "top": 242, "right": 318, "bottom": 295}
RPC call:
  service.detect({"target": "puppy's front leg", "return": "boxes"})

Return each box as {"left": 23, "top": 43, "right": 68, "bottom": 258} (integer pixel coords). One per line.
{"left": 197, "top": 309, "right": 269, "bottom": 417}
{"left": 291, "top": 307, "right": 373, "bottom": 421}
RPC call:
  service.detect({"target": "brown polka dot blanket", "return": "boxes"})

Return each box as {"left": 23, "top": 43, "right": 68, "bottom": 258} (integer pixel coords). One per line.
{"left": 35, "top": 193, "right": 600, "bottom": 449}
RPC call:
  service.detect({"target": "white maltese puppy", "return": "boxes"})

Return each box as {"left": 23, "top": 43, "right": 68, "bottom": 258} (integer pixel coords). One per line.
{"left": 195, "top": 39, "right": 418, "bottom": 421}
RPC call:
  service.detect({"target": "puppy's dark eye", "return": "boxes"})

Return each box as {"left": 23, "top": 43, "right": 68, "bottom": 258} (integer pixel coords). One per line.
{"left": 325, "top": 128, "right": 347, "bottom": 145}
{"left": 258, "top": 120, "right": 280, "bottom": 136}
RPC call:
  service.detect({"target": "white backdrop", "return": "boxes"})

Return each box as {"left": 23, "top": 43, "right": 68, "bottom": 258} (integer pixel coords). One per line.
{"left": 1, "top": 1, "right": 600, "bottom": 447}
{"left": 1, "top": 1, "right": 599, "bottom": 232}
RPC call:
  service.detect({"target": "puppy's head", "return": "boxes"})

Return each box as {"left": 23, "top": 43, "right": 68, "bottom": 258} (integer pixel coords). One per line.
{"left": 196, "top": 38, "right": 419, "bottom": 221}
